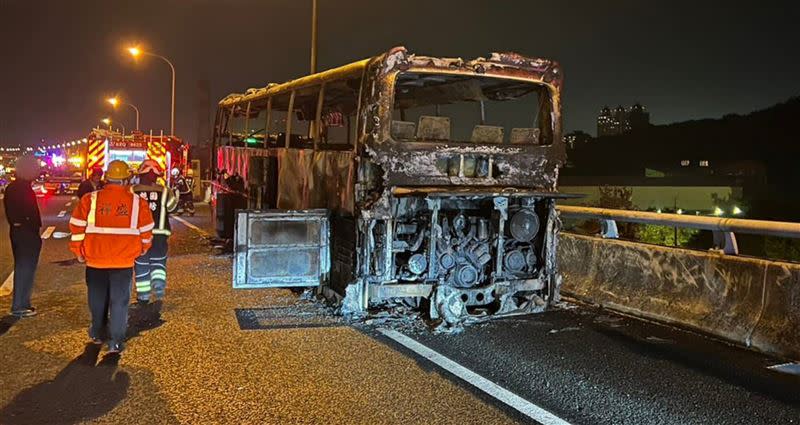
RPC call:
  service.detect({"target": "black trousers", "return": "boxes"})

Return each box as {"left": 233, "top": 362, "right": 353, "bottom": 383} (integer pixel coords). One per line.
{"left": 86, "top": 267, "right": 132, "bottom": 349}
{"left": 134, "top": 234, "right": 169, "bottom": 300}
{"left": 10, "top": 227, "right": 42, "bottom": 312}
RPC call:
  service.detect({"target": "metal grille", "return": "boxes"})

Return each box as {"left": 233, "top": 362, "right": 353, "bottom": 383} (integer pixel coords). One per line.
{"left": 233, "top": 209, "right": 330, "bottom": 288}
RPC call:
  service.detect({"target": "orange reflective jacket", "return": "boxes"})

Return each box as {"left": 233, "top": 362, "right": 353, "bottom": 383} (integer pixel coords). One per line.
{"left": 69, "top": 184, "right": 154, "bottom": 268}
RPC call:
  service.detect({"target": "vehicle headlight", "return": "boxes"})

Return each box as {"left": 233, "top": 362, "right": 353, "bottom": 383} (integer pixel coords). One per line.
{"left": 509, "top": 209, "right": 539, "bottom": 242}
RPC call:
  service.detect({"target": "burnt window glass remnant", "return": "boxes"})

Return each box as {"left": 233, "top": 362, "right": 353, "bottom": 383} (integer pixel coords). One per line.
{"left": 287, "top": 86, "right": 322, "bottom": 149}
{"left": 319, "top": 77, "right": 361, "bottom": 149}
{"left": 392, "top": 72, "right": 553, "bottom": 145}
{"left": 267, "top": 92, "right": 293, "bottom": 147}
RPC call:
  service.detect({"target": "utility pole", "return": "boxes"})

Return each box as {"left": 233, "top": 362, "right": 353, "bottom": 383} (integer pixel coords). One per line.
{"left": 310, "top": 0, "right": 318, "bottom": 74}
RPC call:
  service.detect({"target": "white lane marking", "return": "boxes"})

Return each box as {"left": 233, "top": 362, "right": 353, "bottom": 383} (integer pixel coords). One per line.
{"left": 171, "top": 216, "right": 208, "bottom": 236}
{"left": 57, "top": 210, "right": 67, "bottom": 218}
{"left": 379, "top": 328, "right": 572, "bottom": 425}
{"left": 40, "top": 226, "right": 56, "bottom": 239}
{"left": 0, "top": 272, "right": 13, "bottom": 297}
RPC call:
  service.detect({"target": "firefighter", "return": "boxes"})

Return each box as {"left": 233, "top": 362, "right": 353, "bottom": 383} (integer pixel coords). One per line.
{"left": 132, "top": 159, "right": 177, "bottom": 303}
{"left": 171, "top": 167, "right": 194, "bottom": 216}
{"left": 183, "top": 168, "right": 196, "bottom": 216}
{"left": 69, "top": 160, "right": 154, "bottom": 354}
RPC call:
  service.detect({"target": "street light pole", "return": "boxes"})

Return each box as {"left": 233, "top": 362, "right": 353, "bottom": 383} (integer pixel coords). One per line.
{"left": 108, "top": 97, "right": 140, "bottom": 131}
{"left": 127, "top": 103, "right": 140, "bottom": 131}
{"left": 128, "top": 48, "right": 176, "bottom": 136}
{"left": 310, "top": 0, "right": 318, "bottom": 74}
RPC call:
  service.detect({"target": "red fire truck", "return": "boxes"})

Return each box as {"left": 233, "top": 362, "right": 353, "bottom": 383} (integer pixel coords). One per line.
{"left": 85, "top": 129, "right": 188, "bottom": 181}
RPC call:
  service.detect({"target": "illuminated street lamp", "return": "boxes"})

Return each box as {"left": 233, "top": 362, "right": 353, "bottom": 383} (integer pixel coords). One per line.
{"left": 107, "top": 97, "right": 140, "bottom": 130}
{"left": 101, "top": 118, "right": 124, "bottom": 134}
{"left": 127, "top": 46, "right": 175, "bottom": 136}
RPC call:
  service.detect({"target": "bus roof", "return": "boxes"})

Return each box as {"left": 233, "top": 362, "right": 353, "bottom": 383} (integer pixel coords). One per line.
{"left": 217, "top": 47, "right": 561, "bottom": 108}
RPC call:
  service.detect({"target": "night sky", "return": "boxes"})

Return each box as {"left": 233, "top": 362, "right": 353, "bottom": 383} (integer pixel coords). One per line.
{"left": 1, "top": 0, "right": 798, "bottom": 147}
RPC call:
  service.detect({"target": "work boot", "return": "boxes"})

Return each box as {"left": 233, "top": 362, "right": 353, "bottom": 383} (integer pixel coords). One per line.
{"left": 107, "top": 342, "right": 124, "bottom": 354}
{"left": 11, "top": 307, "right": 37, "bottom": 318}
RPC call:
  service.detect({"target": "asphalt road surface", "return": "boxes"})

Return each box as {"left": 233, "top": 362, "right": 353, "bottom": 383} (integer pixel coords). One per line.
{"left": 0, "top": 195, "right": 798, "bottom": 424}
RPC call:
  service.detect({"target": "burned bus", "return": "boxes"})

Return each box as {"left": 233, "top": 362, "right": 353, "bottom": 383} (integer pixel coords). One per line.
{"left": 214, "top": 47, "right": 571, "bottom": 325}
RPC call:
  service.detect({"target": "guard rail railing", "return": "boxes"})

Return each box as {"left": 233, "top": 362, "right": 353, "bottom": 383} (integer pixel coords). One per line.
{"left": 556, "top": 205, "right": 800, "bottom": 255}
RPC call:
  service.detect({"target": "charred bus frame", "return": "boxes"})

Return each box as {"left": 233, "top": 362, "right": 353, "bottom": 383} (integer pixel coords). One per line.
{"left": 213, "top": 47, "right": 572, "bottom": 325}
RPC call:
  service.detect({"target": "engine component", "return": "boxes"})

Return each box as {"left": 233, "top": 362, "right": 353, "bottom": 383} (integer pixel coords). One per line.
{"left": 477, "top": 219, "right": 489, "bottom": 240}
{"left": 509, "top": 209, "right": 540, "bottom": 242}
{"left": 453, "top": 264, "right": 479, "bottom": 288}
{"left": 504, "top": 249, "right": 527, "bottom": 272}
{"left": 407, "top": 253, "right": 428, "bottom": 275}
{"left": 468, "top": 241, "right": 492, "bottom": 267}
{"left": 439, "top": 252, "right": 456, "bottom": 270}
{"left": 453, "top": 213, "right": 468, "bottom": 233}
{"left": 396, "top": 223, "right": 418, "bottom": 234}
{"left": 526, "top": 251, "right": 537, "bottom": 269}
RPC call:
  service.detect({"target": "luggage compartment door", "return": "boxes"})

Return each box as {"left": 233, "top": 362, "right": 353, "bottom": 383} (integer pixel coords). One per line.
{"left": 233, "top": 209, "right": 329, "bottom": 288}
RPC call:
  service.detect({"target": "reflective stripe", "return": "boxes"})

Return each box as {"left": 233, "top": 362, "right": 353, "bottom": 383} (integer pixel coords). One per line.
{"left": 130, "top": 193, "right": 139, "bottom": 229}
{"left": 159, "top": 186, "right": 168, "bottom": 230}
{"left": 71, "top": 234, "right": 85, "bottom": 241}
{"left": 85, "top": 226, "right": 140, "bottom": 235}
{"left": 153, "top": 229, "right": 172, "bottom": 236}
{"left": 87, "top": 191, "right": 98, "bottom": 226}
{"left": 151, "top": 270, "right": 167, "bottom": 278}
{"left": 141, "top": 238, "right": 152, "bottom": 244}
{"left": 135, "top": 281, "right": 151, "bottom": 291}
{"left": 69, "top": 217, "right": 87, "bottom": 226}
{"left": 139, "top": 223, "right": 155, "bottom": 233}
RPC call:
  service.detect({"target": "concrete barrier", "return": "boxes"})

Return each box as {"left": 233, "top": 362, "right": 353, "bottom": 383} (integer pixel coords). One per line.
{"left": 558, "top": 233, "right": 800, "bottom": 360}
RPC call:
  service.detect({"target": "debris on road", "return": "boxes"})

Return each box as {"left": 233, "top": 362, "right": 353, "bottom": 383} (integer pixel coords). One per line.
{"left": 548, "top": 326, "right": 581, "bottom": 334}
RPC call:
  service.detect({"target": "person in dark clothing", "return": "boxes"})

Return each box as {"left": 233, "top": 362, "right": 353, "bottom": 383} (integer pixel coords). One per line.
{"left": 226, "top": 172, "right": 245, "bottom": 194}
{"left": 3, "top": 156, "right": 43, "bottom": 317}
{"left": 76, "top": 167, "right": 104, "bottom": 200}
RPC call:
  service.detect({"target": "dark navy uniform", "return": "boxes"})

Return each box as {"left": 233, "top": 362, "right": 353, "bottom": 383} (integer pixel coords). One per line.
{"left": 131, "top": 183, "right": 177, "bottom": 301}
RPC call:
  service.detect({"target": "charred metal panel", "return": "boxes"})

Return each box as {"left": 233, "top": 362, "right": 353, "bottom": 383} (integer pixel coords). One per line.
{"left": 233, "top": 210, "right": 330, "bottom": 288}
{"left": 330, "top": 215, "right": 357, "bottom": 295}
{"left": 275, "top": 149, "right": 356, "bottom": 214}
{"left": 371, "top": 144, "right": 561, "bottom": 191}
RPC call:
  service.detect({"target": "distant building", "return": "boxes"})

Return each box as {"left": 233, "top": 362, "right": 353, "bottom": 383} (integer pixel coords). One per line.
{"left": 597, "top": 103, "right": 650, "bottom": 137}
{"left": 564, "top": 130, "right": 592, "bottom": 149}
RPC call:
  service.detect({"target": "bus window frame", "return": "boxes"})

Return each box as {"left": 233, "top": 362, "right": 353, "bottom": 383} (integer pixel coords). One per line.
{"left": 383, "top": 69, "right": 561, "bottom": 148}
{"left": 244, "top": 101, "right": 252, "bottom": 135}
{"left": 217, "top": 68, "right": 367, "bottom": 153}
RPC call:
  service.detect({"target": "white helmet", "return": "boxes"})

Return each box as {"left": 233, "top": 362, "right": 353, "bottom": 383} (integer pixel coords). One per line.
{"left": 171, "top": 167, "right": 180, "bottom": 177}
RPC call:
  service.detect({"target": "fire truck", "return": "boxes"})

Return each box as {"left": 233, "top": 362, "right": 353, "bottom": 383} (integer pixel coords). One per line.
{"left": 85, "top": 128, "right": 188, "bottom": 182}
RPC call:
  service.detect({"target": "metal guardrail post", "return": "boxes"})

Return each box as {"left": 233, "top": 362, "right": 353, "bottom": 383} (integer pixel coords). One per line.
{"left": 600, "top": 220, "right": 619, "bottom": 239}
{"left": 713, "top": 231, "right": 739, "bottom": 255}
